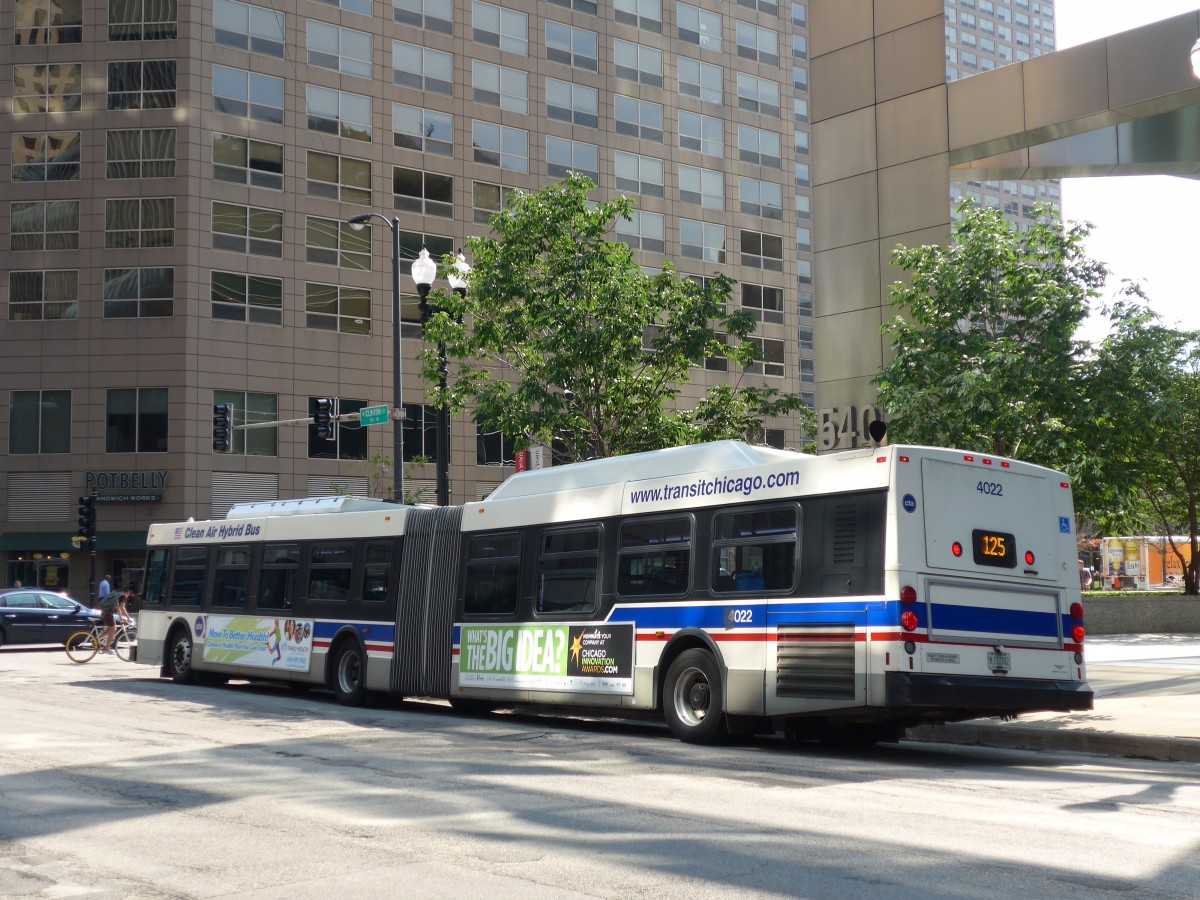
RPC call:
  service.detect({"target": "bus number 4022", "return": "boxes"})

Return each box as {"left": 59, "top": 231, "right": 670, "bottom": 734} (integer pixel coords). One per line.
{"left": 977, "top": 481, "right": 1003, "bottom": 496}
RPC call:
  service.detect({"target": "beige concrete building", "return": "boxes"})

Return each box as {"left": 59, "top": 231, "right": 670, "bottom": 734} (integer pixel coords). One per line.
{"left": 1, "top": 0, "right": 813, "bottom": 594}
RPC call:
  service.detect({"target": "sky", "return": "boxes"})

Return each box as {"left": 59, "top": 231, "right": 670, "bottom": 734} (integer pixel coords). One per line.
{"left": 1053, "top": 1, "right": 1200, "bottom": 340}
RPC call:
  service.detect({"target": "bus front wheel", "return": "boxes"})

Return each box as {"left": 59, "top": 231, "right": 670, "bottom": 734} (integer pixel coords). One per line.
{"left": 167, "top": 629, "right": 195, "bottom": 684}
{"left": 663, "top": 649, "right": 727, "bottom": 744}
{"left": 331, "top": 641, "right": 367, "bottom": 706}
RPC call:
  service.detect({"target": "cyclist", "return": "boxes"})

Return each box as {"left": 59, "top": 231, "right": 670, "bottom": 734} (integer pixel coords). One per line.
{"left": 116, "top": 586, "right": 135, "bottom": 627}
{"left": 98, "top": 585, "right": 121, "bottom": 652}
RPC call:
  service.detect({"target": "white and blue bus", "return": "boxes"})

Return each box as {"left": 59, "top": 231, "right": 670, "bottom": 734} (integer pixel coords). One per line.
{"left": 135, "top": 440, "right": 1092, "bottom": 744}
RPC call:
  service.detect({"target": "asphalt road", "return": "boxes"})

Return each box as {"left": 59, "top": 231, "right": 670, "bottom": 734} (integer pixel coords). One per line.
{"left": 2, "top": 648, "right": 1199, "bottom": 899}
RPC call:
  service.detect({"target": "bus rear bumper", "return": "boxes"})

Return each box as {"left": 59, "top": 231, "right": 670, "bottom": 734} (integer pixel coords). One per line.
{"left": 885, "top": 671, "right": 1094, "bottom": 717}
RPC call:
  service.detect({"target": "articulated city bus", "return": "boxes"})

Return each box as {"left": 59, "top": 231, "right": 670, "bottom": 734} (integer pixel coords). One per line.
{"left": 135, "top": 440, "right": 1092, "bottom": 744}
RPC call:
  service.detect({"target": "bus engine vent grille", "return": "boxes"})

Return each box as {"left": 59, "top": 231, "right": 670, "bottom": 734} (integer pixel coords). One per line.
{"left": 776, "top": 625, "right": 855, "bottom": 699}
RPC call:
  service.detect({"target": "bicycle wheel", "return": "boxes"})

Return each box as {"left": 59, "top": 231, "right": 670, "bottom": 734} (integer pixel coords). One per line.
{"left": 112, "top": 627, "right": 135, "bottom": 662}
{"left": 65, "top": 630, "right": 99, "bottom": 663}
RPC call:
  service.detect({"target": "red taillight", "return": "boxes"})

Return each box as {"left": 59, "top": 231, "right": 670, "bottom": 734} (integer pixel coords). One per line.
{"left": 900, "top": 585, "right": 917, "bottom": 604}
{"left": 983, "top": 458, "right": 992, "bottom": 465}
{"left": 898, "top": 455, "right": 909, "bottom": 463}
{"left": 1070, "top": 602, "right": 1084, "bottom": 620}
{"left": 901, "top": 610, "right": 919, "bottom": 631}
{"left": 1000, "top": 461, "right": 1010, "bottom": 468}
{"left": 951, "top": 541, "right": 963, "bottom": 557}
{"left": 963, "top": 455, "right": 975, "bottom": 462}
{"left": 1072, "top": 625, "right": 1086, "bottom": 643}
{"left": 1024, "top": 550, "right": 1035, "bottom": 565}
{"left": 1060, "top": 482, "right": 1070, "bottom": 489}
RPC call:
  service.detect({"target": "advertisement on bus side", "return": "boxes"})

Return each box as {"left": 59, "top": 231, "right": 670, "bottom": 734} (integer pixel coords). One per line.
{"left": 201, "top": 615, "right": 314, "bottom": 672}
{"left": 458, "top": 623, "right": 634, "bottom": 694}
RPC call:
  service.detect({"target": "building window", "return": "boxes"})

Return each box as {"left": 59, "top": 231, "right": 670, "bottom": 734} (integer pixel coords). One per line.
{"left": 12, "top": 63, "right": 82, "bottom": 114}
{"left": 794, "top": 97, "right": 809, "bottom": 123}
{"left": 213, "top": 133, "right": 282, "bottom": 189}
{"left": 313, "top": 0, "right": 370, "bottom": 15}
{"left": 791, "top": 2, "right": 806, "bottom": 27}
{"left": 679, "top": 111, "right": 724, "bottom": 157}
{"left": 392, "top": 41, "right": 453, "bottom": 95}
{"left": 737, "top": 73, "right": 780, "bottom": 117}
{"left": 614, "top": 39, "right": 663, "bottom": 87}
{"left": 546, "top": 21, "right": 597, "bottom": 70}
{"left": 211, "top": 272, "right": 283, "bottom": 325}
{"left": 798, "top": 291, "right": 813, "bottom": 317}
{"left": 739, "top": 176, "right": 783, "bottom": 220}
{"left": 678, "top": 164, "right": 724, "bottom": 211}
{"left": 393, "top": 0, "right": 452, "bottom": 33}
{"left": 615, "top": 210, "right": 665, "bottom": 254}
{"left": 738, "top": 124, "right": 781, "bottom": 168}
{"left": 103, "top": 267, "right": 173, "bottom": 318}
{"left": 797, "top": 259, "right": 812, "bottom": 285}
{"left": 105, "top": 198, "right": 174, "bottom": 248}
{"left": 799, "top": 358, "right": 814, "bottom": 382}
{"left": 793, "top": 33, "right": 808, "bottom": 59}
{"left": 11, "top": 132, "right": 79, "bottom": 182}
{"left": 8, "top": 270, "right": 77, "bottom": 321}
{"left": 394, "top": 231, "right": 453, "bottom": 323}
{"left": 547, "top": 0, "right": 596, "bottom": 14}
{"left": 309, "top": 397, "right": 368, "bottom": 460}
{"left": 614, "top": 0, "right": 660, "bottom": 31}
{"left": 546, "top": 79, "right": 598, "bottom": 128}
{"left": 472, "top": 1, "right": 526, "bottom": 54}
{"left": 472, "top": 181, "right": 512, "bottom": 224}
{"left": 212, "top": 202, "right": 282, "bottom": 257}
{"left": 109, "top": 0, "right": 178, "bottom": 40}
{"left": 614, "top": 151, "right": 664, "bottom": 198}
{"left": 10, "top": 200, "right": 79, "bottom": 251}
{"left": 106, "top": 387, "right": 168, "bottom": 453}
{"left": 471, "top": 121, "right": 528, "bottom": 173}
{"left": 107, "top": 128, "right": 175, "bottom": 179}
{"left": 213, "top": 65, "right": 283, "bottom": 123}
{"left": 392, "top": 167, "right": 453, "bottom": 217}
{"left": 796, "top": 225, "right": 811, "bottom": 252}
{"left": 108, "top": 60, "right": 176, "bottom": 109}
{"left": 614, "top": 95, "right": 663, "bottom": 142}
{"left": 677, "top": 3, "right": 720, "bottom": 51}
{"left": 737, "top": 0, "right": 777, "bottom": 14}
{"left": 306, "top": 283, "right": 371, "bottom": 335}
{"left": 15, "top": 0, "right": 82, "bottom": 44}
{"left": 216, "top": 0, "right": 284, "bottom": 56}
{"left": 9, "top": 390, "right": 70, "bottom": 455}
{"left": 736, "top": 22, "right": 779, "bottom": 66}
{"left": 796, "top": 194, "right": 811, "bottom": 220}
{"left": 306, "top": 20, "right": 371, "bottom": 78}
{"left": 546, "top": 137, "right": 598, "bottom": 181}
{"left": 213, "top": 390, "right": 277, "bottom": 456}
{"left": 740, "top": 230, "right": 783, "bottom": 271}
{"left": 305, "top": 217, "right": 371, "bottom": 270}
{"left": 472, "top": 61, "right": 528, "bottom": 114}
{"left": 306, "top": 85, "right": 372, "bottom": 142}
{"left": 476, "top": 425, "right": 515, "bottom": 466}
{"left": 678, "top": 57, "right": 723, "bottom": 105}
{"left": 742, "top": 284, "right": 784, "bottom": 324}
{"left": 308, "top": 151, "right": 371, "bottom": 205}
{"left": 794, "top": 128, "right": 809, "bottom": 156}
{"left": 680, "top": 219, "right": 725, "bottom": 264}
{"left": 748, "top": 338, "right": 785, "bottom": 377}
{"left": 401, "top": 403, "right": 440, "bottom": 462}
{"left": 799, "top": 323, "right": 813, "bottom": 350}
{"left": 392, "top": 104, "right": 453, "bottom": 156}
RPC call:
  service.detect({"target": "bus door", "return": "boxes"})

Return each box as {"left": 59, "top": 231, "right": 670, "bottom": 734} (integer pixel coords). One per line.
{"left": 918, "top": 455, "right": 1070, "bottom": 673}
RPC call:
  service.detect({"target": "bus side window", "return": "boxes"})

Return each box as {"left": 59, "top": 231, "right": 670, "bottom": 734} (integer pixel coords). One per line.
{"left": 711, "top": 505, "right": 798, "bottom": 594}
{"left": 212, "top": 545, "right": 251, "bottom": 609}
{"left": 169, "top": 547, "right": 209, "bottom": 607}
{"left": 616, "top": 517, "right": 692, "bottom": 598}
{"left": 359, "top": 540, "right": 394, "bottom": 604}
{"left": 308, "top": 542, "right": 354, "bottom": 602}
{"left": 142, "top": 549, "right": 171, "bottom": 606}
{"left": 464, "top": 533, "right": 521, "bottom": 616}
{"left": 537, "top": 526, "right": 600, "bottom": 615}
{"left": 257, "top": 543, "right": 299, "bottom": 610}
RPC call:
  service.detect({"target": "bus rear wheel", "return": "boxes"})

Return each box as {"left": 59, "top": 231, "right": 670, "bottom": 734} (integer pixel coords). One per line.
{"left": 331, "top": 641, "right": 367, "bottom": 706}
{"left": 663, "top": 649, "right": 727, "bottom": 744}
{"left": 167, "top": 629, "right": 195, "bottom": 684}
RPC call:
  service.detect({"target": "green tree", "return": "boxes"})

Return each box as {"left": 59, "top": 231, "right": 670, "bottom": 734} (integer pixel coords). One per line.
{"left": 418, "top": 173, "right": 809, "bottom": 463}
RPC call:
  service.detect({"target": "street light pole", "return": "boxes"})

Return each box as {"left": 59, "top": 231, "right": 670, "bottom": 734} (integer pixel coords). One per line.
{"left": 348, "top": 213, "right": 405, "bottom": 503}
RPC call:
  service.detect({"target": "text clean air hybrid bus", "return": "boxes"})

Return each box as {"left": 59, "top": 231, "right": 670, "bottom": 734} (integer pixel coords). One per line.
{"left": 135, "top": 439, "right": 1093, "bottom": 744}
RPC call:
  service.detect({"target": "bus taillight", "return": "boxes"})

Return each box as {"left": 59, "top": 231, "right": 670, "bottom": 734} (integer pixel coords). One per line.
{"left": 1024, "top": 550, "right": 1035, "bottom": 565}
{"left": 1072, "top": 625, "right": 1086, "bottom": 643}
{"left": 952, "top": 541, "right": 963, "bottom": 558}
{"left": 900, "top": 585, "right": 917, "bottom": 604}
{"left": 901, "top": 611, "right": 919, "bottom": 631}
{"left": 1070, "top": 602, "right": 1084, "bottom": 621}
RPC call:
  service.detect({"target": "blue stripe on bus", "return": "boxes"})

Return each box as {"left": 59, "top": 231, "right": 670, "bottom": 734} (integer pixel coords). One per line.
{"left": 312, "top": 621, "right": 396, "bottom": 643}
{"left": 929, "top": 603, "right": 1058, "bottom": 638}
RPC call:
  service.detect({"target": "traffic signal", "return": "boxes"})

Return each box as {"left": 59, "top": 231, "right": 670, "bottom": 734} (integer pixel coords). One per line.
{"left": 77, "top": 493, "right": 96, "bottom": 550}
{"left": 212, "top": 403, "right": 233, "bottom": 453}
{"left": 314, "top": 398, "right": 333, "bottom": 440}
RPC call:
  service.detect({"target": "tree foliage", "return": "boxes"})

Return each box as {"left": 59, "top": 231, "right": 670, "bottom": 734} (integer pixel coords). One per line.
{"left": 418, "top": 174, "right": 809, "bottom": 463}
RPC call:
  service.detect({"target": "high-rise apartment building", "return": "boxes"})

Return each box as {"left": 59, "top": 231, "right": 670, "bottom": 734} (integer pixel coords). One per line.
{"left": 1, "top": 1, "right": 815, "bottom": 592}
{"left": 944, "top": 0, "right": 1061, "bottom": 221}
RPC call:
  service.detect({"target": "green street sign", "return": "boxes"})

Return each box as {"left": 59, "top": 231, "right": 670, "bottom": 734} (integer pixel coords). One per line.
{"left": 359, "top": 404, "right": 390, "bottom": 426}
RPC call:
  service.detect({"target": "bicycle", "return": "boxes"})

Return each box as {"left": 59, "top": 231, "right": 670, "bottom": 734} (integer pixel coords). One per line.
{"left": 65, "top": 620, "right": 137, "bottom": 663}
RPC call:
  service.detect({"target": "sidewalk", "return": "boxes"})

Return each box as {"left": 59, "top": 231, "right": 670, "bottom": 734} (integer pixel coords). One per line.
{"left": 906, "top": 634, "right": 1200, "bottom": 762}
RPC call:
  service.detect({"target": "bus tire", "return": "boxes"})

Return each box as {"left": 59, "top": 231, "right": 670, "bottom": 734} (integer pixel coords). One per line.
{"left": 663, "top": 648, "right": 727, "bottom": 744}
{"left": 166, "top": 628, "right": 195, "bottom": 684}
{"left": 331, "top": 641, "right": 367, "bottom": 706}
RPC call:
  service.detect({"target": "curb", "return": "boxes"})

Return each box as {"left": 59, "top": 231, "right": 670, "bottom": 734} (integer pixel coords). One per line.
{"left": 905, "top": 723, "right": 1200, "bottom": 763}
